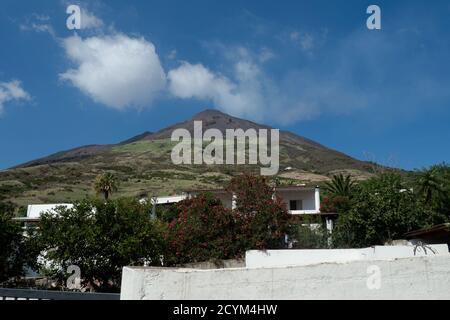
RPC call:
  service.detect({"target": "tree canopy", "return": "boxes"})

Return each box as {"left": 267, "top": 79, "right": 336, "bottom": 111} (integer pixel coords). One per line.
{"left": 30, "top": 198, "right": 166, "bottom": 292}
{"left": 332, "top": 173, "right": 440, "bottom": 247}
{"left": 93, "top": 172, "right": 118, "bottom": 200}
{"left": 0, "top": 202, "right": 30, "bottom": 284}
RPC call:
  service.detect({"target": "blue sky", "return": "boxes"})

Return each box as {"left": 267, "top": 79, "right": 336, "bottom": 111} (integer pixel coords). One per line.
{"left": 0, "top": 0, "right": 450, "bottom": 170}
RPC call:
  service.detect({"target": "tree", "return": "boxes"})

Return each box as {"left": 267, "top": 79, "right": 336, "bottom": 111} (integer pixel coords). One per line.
{"left": 290, "top": 221, "right": 329, "bottom": 249}
{"left": 321, "top": 174, "right": 357, "bottom": 214}
{"left": 31, "top": 198, "right": 166, "bottom": 292}
{"left": 0, "top": 202, "right": 29, "bottom": 283}
{"left": 165, "top": 193, "right": 239, "bottom": 265}
{"left": 415, "top": 164, "right": 450, "bottom": 205}
{"left": 166, "top": 174, "right": 292, "bottom": 265}
{"left": 412, "top": 164, "right": 450, "bottom": 224}
{"left": 324, "top": 174, "right": 355, "bottom": 198}
{"left": 93, "top": 172, "right": 118, "bottom": 200}
{"left": 227, "top": 174, "right": 291, "bottom": 250}
{"left": 332, "top": 173, "right": 433, "bottom": 248}
{"left": 415, "top": 167, "right": 444, "bottom": 204}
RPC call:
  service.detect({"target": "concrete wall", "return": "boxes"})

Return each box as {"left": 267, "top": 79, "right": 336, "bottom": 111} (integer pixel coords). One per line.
{"left": 121, "top": 255, "right": 450, "bottom": 300}
{"left": 180, "top": 259, "right": 245, "bottom": 269}
{"left": 246, "top": 245, "right": 449, "bottom": 268}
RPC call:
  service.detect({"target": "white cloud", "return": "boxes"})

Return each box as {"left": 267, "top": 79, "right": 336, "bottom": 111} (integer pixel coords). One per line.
{"left": 167, "top": 45, "right": 369, "bottom": 125}
{"left": 19, "top": 12, "right": 57, "bottom": 37}
{"left": 168, "top": 61, "right": 264, "bottom": 120}
{"left": 168, "top": 49, "right": 177, "bottom": 60}
{"left": 20, "top": 21, "right": 56, "bottom": 37}
{"left": 288, "top": 29, "right": 328, "bottom": 55}
{"left": 258, "top": 47, "right": 275, "bottom": 63}
{"left": 80, "top": 9, "right": 104, "bottom": 30}
{"left": 60, "top": 34, "right": 166, "bottom": 110}
{"left": 290, "top": 31, "right": 315, "bottom": 52}
{"left": 20, "top": 7, "right": 104, "bottom": 38}
{"left": 0, "top": 80, "right": 31, "bottom": 115}
{"left": 31, "top": 13, "right": 50, "bottom": 21}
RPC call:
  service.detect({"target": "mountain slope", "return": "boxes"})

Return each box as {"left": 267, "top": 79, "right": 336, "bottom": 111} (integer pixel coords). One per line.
{"left": 0, "top": 109, "right": 379, "bottom": 208}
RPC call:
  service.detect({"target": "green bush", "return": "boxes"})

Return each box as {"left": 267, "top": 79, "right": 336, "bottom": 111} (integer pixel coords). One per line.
{"left": 30, "top": 198, "right": 166, "bottom": 292}
{"left": 332, "top": 173, "right": 435, "bottom": 248}
{"left": 156, "top": 203, "right": 180, "bottom": 223}
{"left": 0, "top": 202, "right": 30, "bottom": 283}
{"left": 289, "top": 216, "right": 329, "bottom": 249}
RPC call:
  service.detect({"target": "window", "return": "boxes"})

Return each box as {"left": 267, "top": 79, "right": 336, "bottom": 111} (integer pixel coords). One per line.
{"left": 289, "top": 200, "right": 303, "bottom": 211}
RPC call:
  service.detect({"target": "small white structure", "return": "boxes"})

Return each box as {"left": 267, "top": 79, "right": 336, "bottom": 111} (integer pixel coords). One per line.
{"left": 14, "top": 203, "right": 74, "bottom": 223}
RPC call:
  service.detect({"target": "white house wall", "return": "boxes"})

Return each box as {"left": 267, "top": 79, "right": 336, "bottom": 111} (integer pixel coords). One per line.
{"left": 277, "top": 190, "right": 317, "bottom": 211}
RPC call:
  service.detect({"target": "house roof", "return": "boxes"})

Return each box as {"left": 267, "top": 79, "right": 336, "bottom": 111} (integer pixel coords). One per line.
{"left": 274, "top": 186, "right": 318, "bottom": 192}
{"left": 153, "top": 195, "right": 186, "bottom": 204}
{"left": 404, "top": 223, "right": 450, "bottom": 238}
{"left": 26, "top": 203, "right": 73, "bottom": 219}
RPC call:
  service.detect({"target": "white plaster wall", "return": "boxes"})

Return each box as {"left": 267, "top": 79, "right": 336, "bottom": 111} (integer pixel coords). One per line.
{"left": 278, "top": 190, "right": 316, "bottom": 211}
{"left": 303, "top": 197, "right": 316, "bottom": 211}
{"left": 121, "top": 255, "right": 450, "bottom": 300}
{"left": 245, "top": 245, "right": 449, "bottom": 268}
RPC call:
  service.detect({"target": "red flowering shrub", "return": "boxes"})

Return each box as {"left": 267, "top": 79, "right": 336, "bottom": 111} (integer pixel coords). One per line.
{"left": 166, "top": 174, "right": 291, "bottom": 265}
{"left": 227, "top": 174, "right": 291, "bottom": 250}
{"left": 320, "top": 195, "right": 351, "bottom": 213}
{"left": 165, "top": 193, "right": 239, "bottom": 265}
{"left": 320, "top": 196, "right": 336, "bottom": 213}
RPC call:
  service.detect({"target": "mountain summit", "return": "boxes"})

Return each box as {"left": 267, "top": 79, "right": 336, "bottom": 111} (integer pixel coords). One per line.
{"left": 140, "top": 109, "right": 272, "bottom": 140}
{"left": 0, "top": 109, "right": 377, "bottom": 206}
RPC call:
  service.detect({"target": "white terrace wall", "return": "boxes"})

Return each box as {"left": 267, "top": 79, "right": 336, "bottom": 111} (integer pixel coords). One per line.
{"left": 121, "top": 255, "right": 450, "bottom": 300}
{"left": 246, "top": 245, "right": 449, "bottom": 268}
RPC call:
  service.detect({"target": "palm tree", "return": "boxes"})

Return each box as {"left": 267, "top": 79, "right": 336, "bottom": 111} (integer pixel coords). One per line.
{"left": 415, "top": 167, "right": 444, "bottom": 204}
{"left": 94, "top": 172, "right": 118, "bottom": 200}
{"left": 324, "top": 174, "right": 355, "bottom": 198}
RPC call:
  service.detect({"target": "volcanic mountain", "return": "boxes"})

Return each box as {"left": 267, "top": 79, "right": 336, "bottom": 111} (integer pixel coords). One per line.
{"left": 0, "top": 109, "right": 379, "bottom": 207}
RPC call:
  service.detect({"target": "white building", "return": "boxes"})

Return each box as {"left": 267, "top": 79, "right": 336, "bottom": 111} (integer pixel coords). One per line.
{"left": 275, "top": 186, "right": 321, "bottom": 215}
{"left": 185, "top": 186, "right": 335, "bottom": 233}
{"left": 13, "top": 203, "right": 74, "bottom": 224}
{"left": 185, "top": 186, "right": 321, "bottom": 214}
{"left": 17, "top": 186, "right": 335, "bottom": 231}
